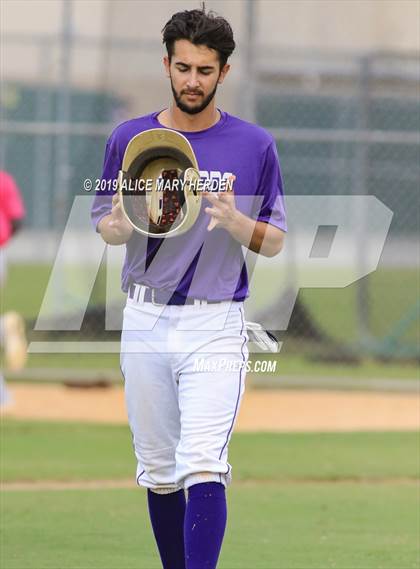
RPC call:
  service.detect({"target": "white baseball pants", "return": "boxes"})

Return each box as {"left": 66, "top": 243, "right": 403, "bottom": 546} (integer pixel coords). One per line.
{"left": 120, "top": 293, "right": 249, "bottom": 493}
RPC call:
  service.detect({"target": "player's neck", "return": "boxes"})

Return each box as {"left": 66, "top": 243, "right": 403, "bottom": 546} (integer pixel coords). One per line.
{"left": 159, "top": 104, "right": 220, "bottom": 132}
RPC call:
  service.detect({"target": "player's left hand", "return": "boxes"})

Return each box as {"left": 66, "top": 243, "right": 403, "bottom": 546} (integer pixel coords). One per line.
{"left": 203, "top": 175, "right": 238, "bottom": 231}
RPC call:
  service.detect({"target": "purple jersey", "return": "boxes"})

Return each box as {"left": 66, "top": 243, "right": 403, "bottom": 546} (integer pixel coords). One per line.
{"left": 91, "top": 110, "right": 287, "bottom": 301}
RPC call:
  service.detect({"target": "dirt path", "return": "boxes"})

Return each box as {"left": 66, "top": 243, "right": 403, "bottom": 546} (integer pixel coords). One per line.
{"left": 2, "top": 477, "right": 418, "bottom": 492}
{"left": 2, "top": 383, "right": 419, "bottom": 431}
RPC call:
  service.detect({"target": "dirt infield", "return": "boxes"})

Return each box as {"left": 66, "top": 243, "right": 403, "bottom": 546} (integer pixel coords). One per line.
{"left": 2, "top": 383, "right": 419, "bottom": 431}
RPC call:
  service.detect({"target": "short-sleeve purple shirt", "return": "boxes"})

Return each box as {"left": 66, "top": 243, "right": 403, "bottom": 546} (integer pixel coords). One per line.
{"left": 91, "top": 110, "right": 287, "bottom": 301}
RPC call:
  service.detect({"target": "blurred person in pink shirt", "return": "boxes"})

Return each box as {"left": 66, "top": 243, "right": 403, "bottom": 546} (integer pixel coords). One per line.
{"left": 0, "top": 170, "right": 27, "bottom": 407}
{"left": 0, "top": 170, "right": 25, "bottom": 260}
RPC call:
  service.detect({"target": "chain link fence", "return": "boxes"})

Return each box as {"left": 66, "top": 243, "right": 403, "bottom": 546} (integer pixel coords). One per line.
{"left": 255, "top": 50, "right": 419, "bottom": 364}
{"left": 1, "top": 32, "right": 419, "bottom": 376}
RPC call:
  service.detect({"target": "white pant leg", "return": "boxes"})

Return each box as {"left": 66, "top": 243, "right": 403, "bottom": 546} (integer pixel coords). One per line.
{"left": 174, "top": 303, "right": 249, "bottom": 489}
{"left": 121, "top": 302, "right": 182, "bottom": 493}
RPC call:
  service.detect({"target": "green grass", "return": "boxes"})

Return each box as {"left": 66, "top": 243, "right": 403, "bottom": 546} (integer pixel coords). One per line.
{"left": 1, "top": 421, "right": 135, "bottom": 482}
{"left": 3, "top": 263, "right": 419, "bottom": 378}
{"left": 252, "top": 266, "right": 419, "bottom": 344}
{"left": 5, "top": 265, "right": 419, "bottom": 341}
{"left": 298, "top": 268, "right": 419, "bottom": 344}
{"left": 1, "top": 421, "right": 419, "bottom": 483}
{"left": 1, "top": 489, "right": 157, "bottom": 569}
{"left": 13, "top": 351, "right": 419, "bottom": 380}
{"left": 22, "top": 353, "right": 121, "bottom": 372}
{"left": 2, "top": 264, "right": 107, "bottom": 320}
{"left": 1, "top": 421, "right": 419, "bottom": 568}
{"left": 251, "top": 352, "right": 420, "bottom": 380}
{"left": 2, "top": 484, "right": 419, "bottom": 569}
{"left": 2, "top": 264, "right": 52, "bottom": 320}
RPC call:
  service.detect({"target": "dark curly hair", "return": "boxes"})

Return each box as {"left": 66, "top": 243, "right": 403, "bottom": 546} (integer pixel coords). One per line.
{"left": 162, "top": 4, "right": 236, "bottom": 69}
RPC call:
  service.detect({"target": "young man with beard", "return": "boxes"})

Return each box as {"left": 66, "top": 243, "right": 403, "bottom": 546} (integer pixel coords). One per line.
{"left": 91, "top": 6, "right": 287, "bottom": 569}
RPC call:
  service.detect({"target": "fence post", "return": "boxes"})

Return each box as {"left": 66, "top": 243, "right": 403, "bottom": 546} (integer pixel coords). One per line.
{"left": 242, "top": 0, "right": 257, "bottom": 122}
{"left": 34, "top": 43, "right": 53, "bottom": 229}
{"left": 353, "top": 54, "right": 372, "bottom": 345}
{"left": 54, "top": 0, "right": 73, "bottom": 230}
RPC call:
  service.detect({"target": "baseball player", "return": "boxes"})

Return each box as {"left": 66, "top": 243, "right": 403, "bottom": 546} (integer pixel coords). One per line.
{"left": 91, "top": 7, "right": 287, "bottom": 569}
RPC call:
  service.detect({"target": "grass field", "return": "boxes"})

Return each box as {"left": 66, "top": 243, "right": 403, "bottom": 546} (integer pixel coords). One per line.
{"left": 3, "top": 484, "right": 418, "bottom": 569}
{"left": 4, "top": 264, "right": 419, "bottom": 344}
{"left": 3, "top": 263, "right": 419, "bottom": 379}
{"left": 1, "top": 420, "right": 419, "bottom": 569}
{"left": 9, "top": 351, "right": 419, "bottom": 382}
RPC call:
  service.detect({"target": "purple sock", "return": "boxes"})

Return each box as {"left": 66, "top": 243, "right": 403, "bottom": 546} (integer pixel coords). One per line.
{"left": 147, "top": 488, "right": 186, "bottom": 569}
{"left": 184, "top": 482, "right": 227, "bottom": 569}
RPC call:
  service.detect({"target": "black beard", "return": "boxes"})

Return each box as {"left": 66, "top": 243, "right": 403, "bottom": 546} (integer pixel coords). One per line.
{"left": 170, "top": 77, "right": 219, "bottom": 115}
